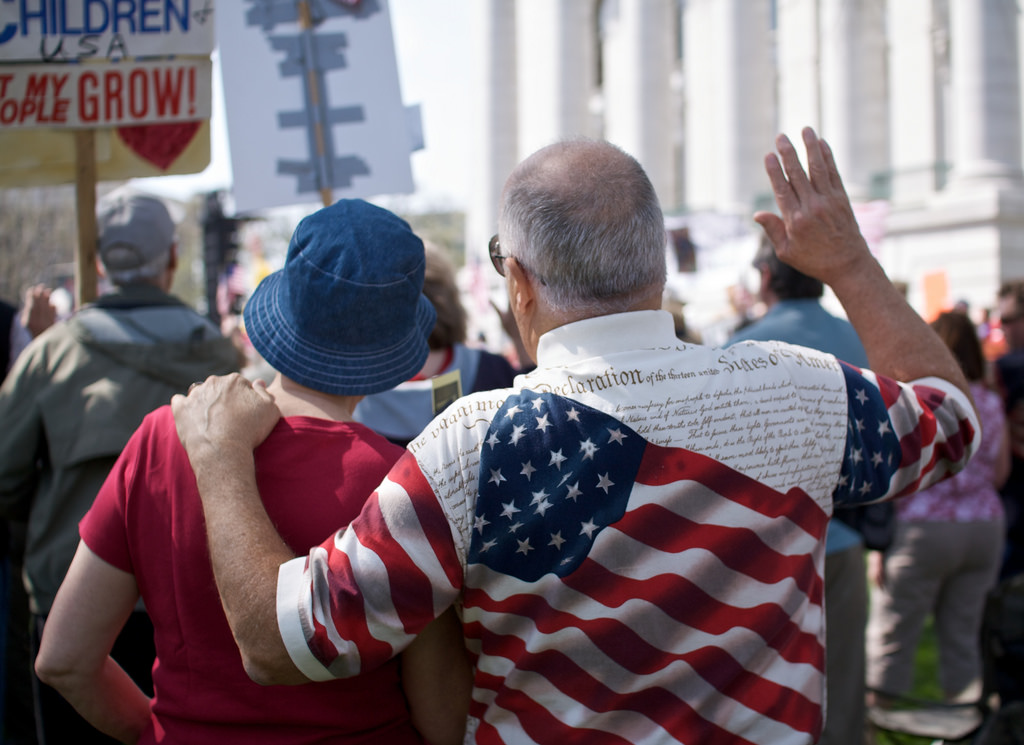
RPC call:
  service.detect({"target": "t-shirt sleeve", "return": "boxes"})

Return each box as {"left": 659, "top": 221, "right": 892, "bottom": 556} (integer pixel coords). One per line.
{"left": 833, "top": 362, "right": 979, "bottom": 506}
{"left": 276, "top": 450, "right": 463, "bottom": 681}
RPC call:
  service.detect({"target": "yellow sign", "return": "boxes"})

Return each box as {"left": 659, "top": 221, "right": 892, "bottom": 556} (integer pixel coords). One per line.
{"left": 0, "top": 120, "right": 210, "bottom": 187}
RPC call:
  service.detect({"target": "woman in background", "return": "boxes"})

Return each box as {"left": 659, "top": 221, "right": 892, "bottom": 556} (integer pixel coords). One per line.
{"left": 866, "top": 310, "right": 1009, "bottom": 703}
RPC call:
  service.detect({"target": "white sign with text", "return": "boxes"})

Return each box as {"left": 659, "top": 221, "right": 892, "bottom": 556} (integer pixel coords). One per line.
{"left": 0, "top": 58, "right": 212, "bottom": 128}
{"left": 0, "top": 0, "right": 215, "bottom": 61}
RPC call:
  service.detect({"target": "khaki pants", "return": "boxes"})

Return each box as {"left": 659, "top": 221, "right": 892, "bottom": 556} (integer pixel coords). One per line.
{"left": 866, "top": 519, "right": 1004, "bottom": 700}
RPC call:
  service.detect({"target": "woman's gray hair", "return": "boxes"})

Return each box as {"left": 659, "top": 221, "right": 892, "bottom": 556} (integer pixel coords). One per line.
{"left": 498, "top": 139, "right": 667, "bottom": 316}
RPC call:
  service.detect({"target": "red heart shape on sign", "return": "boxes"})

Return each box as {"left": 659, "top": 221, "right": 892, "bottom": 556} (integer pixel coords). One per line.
{"left": 116, "top": 122, "right": 202, "bottom": 170}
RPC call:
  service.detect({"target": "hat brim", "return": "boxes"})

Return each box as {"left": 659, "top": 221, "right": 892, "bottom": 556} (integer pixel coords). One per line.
{"left": 244, "top": 269, "right": 436, "bottom": 396}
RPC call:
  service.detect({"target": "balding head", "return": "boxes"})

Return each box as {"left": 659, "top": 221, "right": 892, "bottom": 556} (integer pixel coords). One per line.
{"left": 498, "top": 139, "right": 667, "bottom": 318}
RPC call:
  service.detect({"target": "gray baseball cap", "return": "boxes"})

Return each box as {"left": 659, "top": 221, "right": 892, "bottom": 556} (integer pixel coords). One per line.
{"left": 96, "top": 189, "right": 176, "bottom": 272}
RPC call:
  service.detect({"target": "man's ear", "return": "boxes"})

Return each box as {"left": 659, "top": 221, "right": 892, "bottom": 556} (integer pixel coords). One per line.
{"left": 505, "top": 256, "right": 542, "bottom": 363}
{"left": 168, "top": 243, "right": 179, "bottom": 272}
{"left": 506, "top": 256, "right": 535, "bottom": 319}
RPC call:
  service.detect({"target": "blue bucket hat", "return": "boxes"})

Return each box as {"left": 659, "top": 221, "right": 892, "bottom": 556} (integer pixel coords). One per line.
{"left": 244, "top": 199, "right": 437, "bottom": 396}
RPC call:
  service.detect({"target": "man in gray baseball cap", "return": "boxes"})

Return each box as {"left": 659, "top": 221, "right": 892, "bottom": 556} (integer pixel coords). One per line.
{"left": 96, "top": 190, "right": 178, "bottom": 284}
{"left": 0, "top": 186, "right": 240, "bottom": 744}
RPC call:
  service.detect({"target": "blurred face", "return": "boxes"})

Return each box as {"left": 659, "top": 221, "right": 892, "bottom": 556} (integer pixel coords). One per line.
{"left": 999, "top": 295, "right": 1024, "bottom": 351}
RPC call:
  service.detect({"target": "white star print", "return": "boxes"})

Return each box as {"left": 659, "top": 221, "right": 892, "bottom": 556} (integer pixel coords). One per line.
{"left": 474, "top": 515, "right": 490, "bottom": 534}
{"left": 530, "top": 489, "right": 550, "bottom": 505}
{"left": 531, "top": 398, "right": 545, "bottom": 411}
{"left": 509, "top": 424, "right": 527, "bottom": 445}
{"left": 580, "top": 519, "right": 599, "bottom": 538}
{"left": 534, "top": 499, "right": 553, "bottom": 516}
{"left": 851, "top": 448, "right": 864, "bottom": 465}
{"left": 505, "top": 404, "right": 522, "bottom": 420}
{"left": 607, "top": 428, "right": 627, "bottom": 445}
{"left": 859, "top": 481, "right": 874, "bottom": 496}
{"left": 549, "top": 532, "right": 566, "bottom": 550}
{"left": 509, "top": 521, "right": 523, "bottom": 533}
{"left": 516, "top": 538, "right": 534, "bottom": 556}
{"left": 500, "top": 501, "right": 520, "bottom": 519}
{"left": 520, "top": 461, "right": 537, "bottom": 480}
{"left": 878, "top": 420, "right": 892, "bottom": 437}
{"left": 480, "top": 538, "right": 497, "bottom": 552}
{"left": 855, "top": 389, "right": 869, "bottom": 405}
{"left": 596, "top": 473, "right": 615, "bottom": 493}
{"left": 535, "top": 413, "right": 552, "bottom": 432}
{"left": 566, "top": 408, "right": 581, "bottom": 422}
{"left": 486, "top": 432, "right": 501, "bottom": 449}
{"left": 549, "top": 449, "right": 567, "bottom": 469}
{"left": 855, "top": 419, "right": 866, "bottom": 432}
{"left": 489, "top": 468, "right": 506, "bottom": 486}
{"left": 871, "top": 451, "right": 884, "bottom": 467}
{"left": 837, "top": 473, "right": 850, "bottom": 488}
{"left": 557, "top": 472, "right": 573, "bottom": 486}
{"left": 579, "top": 438, "right": 598, "bottom": 460}
{"left": 565, "top": 482, "right": 583, "bottom": 501}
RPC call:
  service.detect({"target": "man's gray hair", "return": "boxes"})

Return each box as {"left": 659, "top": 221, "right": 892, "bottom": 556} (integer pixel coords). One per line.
{"left": 498, "top": 139, "right": 667, "bottom": 315}
{"left": 102, "top": 246, "right": 172, "bottom": 287}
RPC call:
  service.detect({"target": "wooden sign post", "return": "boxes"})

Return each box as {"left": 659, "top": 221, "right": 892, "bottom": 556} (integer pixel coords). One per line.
{"left": 74, "top": 130, "right": 98, "bottom": 306}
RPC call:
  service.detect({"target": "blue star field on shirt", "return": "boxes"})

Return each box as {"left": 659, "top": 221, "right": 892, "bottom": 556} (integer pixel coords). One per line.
{"left": 469, "top": 389, "right": 646, "bottom": 582}
{"left": 835, "top": 361, "right": 903, "bottom": 505}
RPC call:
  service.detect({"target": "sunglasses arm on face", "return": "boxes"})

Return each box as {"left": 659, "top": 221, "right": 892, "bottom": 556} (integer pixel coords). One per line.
{"left": 488, "top": 234, "right": 546, "bottom": 286}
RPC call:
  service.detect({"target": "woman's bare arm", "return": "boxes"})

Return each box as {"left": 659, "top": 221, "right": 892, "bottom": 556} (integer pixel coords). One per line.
{"left": 34, "top": 542, "right": 151, "bottom": 744}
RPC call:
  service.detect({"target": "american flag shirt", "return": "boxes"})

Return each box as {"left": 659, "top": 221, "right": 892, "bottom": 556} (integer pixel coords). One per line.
{"left": 277, "top": 311, "right": 978, "bottom": 745}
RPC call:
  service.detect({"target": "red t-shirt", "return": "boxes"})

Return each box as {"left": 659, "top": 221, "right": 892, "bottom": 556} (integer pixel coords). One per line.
{"left": 81, "top": 406, "right": 424, "bottom": 744}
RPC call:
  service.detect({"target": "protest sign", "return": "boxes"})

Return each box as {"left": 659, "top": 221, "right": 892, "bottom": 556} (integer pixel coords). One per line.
{"left": 0, "top": 58, "right": 211, "bottom": 129}
{"left": 0, "top": 0, "right": 215, "bottom": 61}
{"left": 0, "top": 1, "right": 215, "bottom": 306}
{"left": 218, "top": 0, "right": 418, "bottom": 212}
{"left": 0, "top": 122, "right": 211, "bottom": 186}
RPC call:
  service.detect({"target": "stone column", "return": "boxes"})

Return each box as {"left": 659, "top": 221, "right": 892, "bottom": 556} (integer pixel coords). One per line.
{"left": 776, "top": 0, "right": 821, "bottom": 141}
{"left": 467, "top": 0, "right": 519, "bottom": 269}
{"left": 887, "top": 0, "right": 944, "bottom": 202}
{"left": 947, "top": 0, "right": 1023, "bottom": 186}
{"left": 683, "top": 0, "right": 774, "bottom": 214}
{"left": 600, "top": 0, "right": 677, "bottom": 208}
{"left": 819, "top": 0, "right": 888, "bottom": 201}
{"left": 516, "top": 0, "right": 597, "bottom": 158}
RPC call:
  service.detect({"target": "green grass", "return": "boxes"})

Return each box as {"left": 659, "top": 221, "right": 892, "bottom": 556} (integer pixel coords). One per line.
{"left": 911, "top": 617, "right": 942, "bottom": 701}
{"left": 871, "top": 618, "right": 963, "bottom": 744}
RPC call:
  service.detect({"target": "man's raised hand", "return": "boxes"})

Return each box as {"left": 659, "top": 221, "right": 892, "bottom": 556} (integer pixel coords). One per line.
{"left": 753, "top": 127, "right": 872, "bottom": 290}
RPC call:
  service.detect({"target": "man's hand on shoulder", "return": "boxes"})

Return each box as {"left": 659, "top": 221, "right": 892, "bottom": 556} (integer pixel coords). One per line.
{"left": 172, "top": 374, "right": 281, "bottom": 467}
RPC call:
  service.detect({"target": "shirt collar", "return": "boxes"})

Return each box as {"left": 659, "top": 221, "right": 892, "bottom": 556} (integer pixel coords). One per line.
{"left": 535, "top": 310, "right": 678, "bottom": 368}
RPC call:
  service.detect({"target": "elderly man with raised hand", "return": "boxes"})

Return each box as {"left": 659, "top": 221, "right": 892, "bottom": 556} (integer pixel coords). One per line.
{"left": 173, "top": 129, "right": 978, "bottom": 745}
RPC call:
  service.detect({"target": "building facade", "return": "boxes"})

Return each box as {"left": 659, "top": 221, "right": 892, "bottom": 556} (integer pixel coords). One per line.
{"left": 468, "top": 0, "right": 1024, "bottom": 320}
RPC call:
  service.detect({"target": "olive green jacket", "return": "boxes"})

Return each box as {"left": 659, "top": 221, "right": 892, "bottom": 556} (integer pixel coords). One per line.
{"left": 0, "top": 284, "right": 239, "bottom": 614}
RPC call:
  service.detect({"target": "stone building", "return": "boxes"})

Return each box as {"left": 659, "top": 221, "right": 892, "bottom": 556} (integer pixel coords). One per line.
{"left": 467, "top": 0, "right": 1024, "bottom": 320}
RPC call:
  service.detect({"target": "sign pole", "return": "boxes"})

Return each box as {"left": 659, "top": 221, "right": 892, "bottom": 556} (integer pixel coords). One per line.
{"left": 74, "top": 129, "right": 98, "bottom": 307}
{"left": 297, "top": 0, "right": 334, "bottom": 208}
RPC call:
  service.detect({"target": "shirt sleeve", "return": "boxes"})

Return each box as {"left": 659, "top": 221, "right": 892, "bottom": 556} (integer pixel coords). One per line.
{"left": 834, "top": 362, "right": 979, "bottom": 506}
{"left": 276, "top": 451, "right": 464, "bottom": 681}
